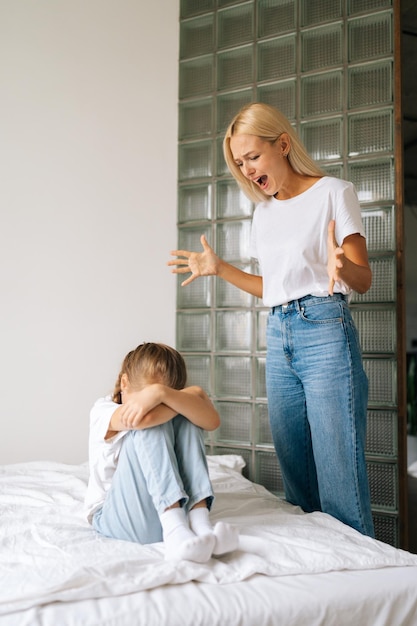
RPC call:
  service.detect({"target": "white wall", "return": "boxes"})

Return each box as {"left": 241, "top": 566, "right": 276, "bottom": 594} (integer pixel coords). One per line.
{"left": 0, "top": 1, "right": 179, "bottom": 463}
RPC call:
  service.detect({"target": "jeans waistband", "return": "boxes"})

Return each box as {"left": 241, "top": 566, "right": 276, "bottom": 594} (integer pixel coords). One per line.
{"left": 271, "top": 293, "right": 346, "bottom": 314}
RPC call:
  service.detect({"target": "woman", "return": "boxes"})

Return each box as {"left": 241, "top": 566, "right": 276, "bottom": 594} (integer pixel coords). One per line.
{"left": 168, "top": 102, "right": 374, "bottom": 537}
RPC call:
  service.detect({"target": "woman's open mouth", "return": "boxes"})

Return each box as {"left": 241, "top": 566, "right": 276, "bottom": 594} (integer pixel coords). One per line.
{"left": 257, "top": 175, "right": 268, "bottom": 190}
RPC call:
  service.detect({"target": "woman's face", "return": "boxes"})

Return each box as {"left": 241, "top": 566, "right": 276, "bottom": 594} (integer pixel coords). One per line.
{"left": 229, "top": 133, "right": 290, "bottom": 197}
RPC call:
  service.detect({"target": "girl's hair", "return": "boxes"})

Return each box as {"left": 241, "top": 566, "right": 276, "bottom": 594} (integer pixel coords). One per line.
{"left": 223, "top": 102, "right": 325, "bottom": 204}
{"left": 112, "top": 343, "right": 187, "bottom": 404}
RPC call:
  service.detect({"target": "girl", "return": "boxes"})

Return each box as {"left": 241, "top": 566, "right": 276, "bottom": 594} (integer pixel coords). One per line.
{"left": 84, "top": 342, "right": 238, "bottom": 562}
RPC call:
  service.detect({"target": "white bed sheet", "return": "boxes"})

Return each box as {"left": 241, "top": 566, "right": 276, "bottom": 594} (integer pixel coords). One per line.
{"left": 1, "top": 455, "right": 417, "bottom": 626}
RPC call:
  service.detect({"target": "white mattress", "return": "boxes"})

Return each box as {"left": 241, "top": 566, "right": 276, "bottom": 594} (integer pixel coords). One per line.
{"left": 1, "top": 455, "right": 417, "bottom": 626}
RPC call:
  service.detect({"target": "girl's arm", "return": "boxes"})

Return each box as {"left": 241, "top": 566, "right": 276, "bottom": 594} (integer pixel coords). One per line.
{"left": 327, "top": 220, "right": 372, "bottom": 295}
{"left": 168, "top": 234, "right": 263, "bottom": 298}
{"left": 105, "top": 385, "right": 220, "bottom": 439}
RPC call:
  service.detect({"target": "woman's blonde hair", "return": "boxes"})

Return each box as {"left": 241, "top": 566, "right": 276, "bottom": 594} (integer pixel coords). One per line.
{"left": 223, "top": 102, "right": 325, "bottom": 204}
{"left": 112, "top": 343, "right": 187, "bottom": 404}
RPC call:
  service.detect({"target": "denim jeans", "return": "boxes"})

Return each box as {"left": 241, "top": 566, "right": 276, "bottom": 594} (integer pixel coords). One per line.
{"left": 93, "top": 415, "right": 214, "bottom": 544}
{"left": 266, "top": 294, "right": 374, "bottom": 537}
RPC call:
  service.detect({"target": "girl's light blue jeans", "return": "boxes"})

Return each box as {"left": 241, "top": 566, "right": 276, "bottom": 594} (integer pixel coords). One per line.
{"left": 93, "top": 415, "right": 214, "bottom": 544}
{"left": 266, "top": 294, "right": 374, "bottom": 537}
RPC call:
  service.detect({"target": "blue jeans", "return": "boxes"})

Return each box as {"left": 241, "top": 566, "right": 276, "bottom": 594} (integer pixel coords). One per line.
{"left": 93, "top": 415, "right": 214, "bottom": 543}
{"left": 266, "top": 294, "right": 374, "bottom": 537}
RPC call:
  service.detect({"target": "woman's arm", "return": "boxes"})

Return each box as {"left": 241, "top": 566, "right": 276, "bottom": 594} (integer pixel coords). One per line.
{"left": 168, "top": 234, "right": 263, "bottom": 298}
{"left": 327, "top": 220, "right": 372, "bottom": 295}
{"left": 105, "top": 384, "right": 220, "bottom": 439}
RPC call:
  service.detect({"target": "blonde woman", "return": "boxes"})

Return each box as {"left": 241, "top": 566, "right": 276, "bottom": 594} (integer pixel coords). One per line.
{"left": 169, "top": 103, "right": 374, "bottom": 537}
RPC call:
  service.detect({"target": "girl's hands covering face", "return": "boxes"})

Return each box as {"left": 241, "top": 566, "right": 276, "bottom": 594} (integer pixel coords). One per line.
{"left": 119, "top": 384, "right": 163, "bottom": 428}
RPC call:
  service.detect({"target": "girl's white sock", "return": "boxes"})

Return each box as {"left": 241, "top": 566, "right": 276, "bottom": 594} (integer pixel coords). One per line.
{"left": 188, "top": 506, "right": 213, "bottom": 536}
{"left": 160, "top": 507, "right": 214, "bottom": 563}
{"left": 212, "top": 521, "right": 239, "bottom": 555}
{"left": 189, "top": 507, "right": 239, "bottom": 556}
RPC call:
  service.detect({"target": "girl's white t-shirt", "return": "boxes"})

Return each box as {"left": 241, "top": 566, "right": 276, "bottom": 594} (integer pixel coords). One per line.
{"left": 84, "top": 396, "right": 127, "bottom": 523}
{"left": 249, "top": 176, "right": 365, "bottom": 308}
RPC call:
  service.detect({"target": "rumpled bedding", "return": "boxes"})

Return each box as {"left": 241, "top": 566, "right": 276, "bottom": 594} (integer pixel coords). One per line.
{"left": 1, "top": 455, "right": 417, "bottom": 615}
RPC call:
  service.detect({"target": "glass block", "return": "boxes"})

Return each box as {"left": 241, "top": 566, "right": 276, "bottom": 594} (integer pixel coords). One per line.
{"left": 178, "top": 225, "right": 211, "bottom": 254}
{"left": 217, "top": 45, "right": 254, "bottom": 91}
{"left": 256, "top": 357, "right": 266, "bottom": 399}
{"left": 257, "top": 80, "right": 296, "bottom": 121}
{"left": 301, "top": 23, "right": 343, "bottom": 72}
{"left": 363, "top": 357, "right": 396, "bottom": 406}
{"left": 351, "top": 308, "right": 396, "bottom": 353}
{"left": 361, "top": 206, "right": 395, "bottom": 253}
{"left": 177, "top": 273, "right": 212, "bottom": 308}
{"left": 348, "top": 61, "right": 393, "bottom": 109}
{"left": 348, "top": 159, "right": 394, "bottom": 202}
{"left": 218, "top": 0, "right": 246, "bottom": 6}
{"left": 179, "top": 141, "right": 212, "bottom": 181}
{"left": 176, "top": 226, "right": 212, "bottom": 308}
{"left": 372, "top": 513, "right": 398, "bottom": 548}
{"left": 214, "top": 355, "right": 252, "bottom": 398}
{"left": 183, "top": 355, "right": 211, "bottom": 390}
{"left": 367, "top": 460, "right": 397, "bottom": 510}
{"left": 180, "top": 0, "right": 214, "bottom": 19}
{"left": 348, "top": 0, "right": 392, "bottom": 16}
{"left": 216, "top": 220, "right": 252, "bottom": 262}
{"left": 257, "top": 310, "right": 268, "bottom": 351}
{"left": 257, "top": 36, "right": 296, "bottom": 82}
{"left": 180, "top": 14, "right": 214, "bottom": 59}
{"left": 217, "top": 138, "right": 229, "bottom": 176}
{"left": 255, "top": 451, "right": 284, "bottom": 495}
{"left": 216, "top": 264, "right": 253, "bottom": 307}
{"left": 348, "top": 12, "right": 393, "bottom": 63}
{"left": 178, "top": 184, "right": 212, "bottom": 223}
{"left": 217, "top": 3, "right": 254, "bottom": 50}
{"left": 177, "top": 311, "right": 211, "bottom": 352}
{"left": 212, "top": 445, "right": 252, "bottom": 479}
{"left": 255, "top": 403, "right": 273, "bottom": 445}
{"left": 258, "top": 0, "right": 296, "bottom": 38}
{"left": 351, "top": 256, "right": 395, "bottom": 304}
{"left": 301, "top": 71, "right": 342, "bottom": 117}
{"left": 216, "top": 89, "right": 253, "bottom": 134}
{"left": 216, "top": 179, "right": 253, "bottom": 218}
{"left": 215, "top": 310, "right": 252, "bottom": 352}
{"left": 301, "top": 117, "right": 342, "bottom": 161}
{"left": 214, "top": 401, "right": 252, "bottom": 443}
{"left": 179, "top": 56, "right": 214, "bottom": 99}
{"left": 348, "top": 109, "right": 393, "bottom": 156}
{"left": 301, "top": 0, "right": 343, "bottom": 26}
{"left": 366, "top": 409, "right": 397, "bottom": 457}
{"left": 321, "top": 163, "right": 344, "bottom": 178}
{"left": 179, "top": 99, "right": 213, "bottom": 140}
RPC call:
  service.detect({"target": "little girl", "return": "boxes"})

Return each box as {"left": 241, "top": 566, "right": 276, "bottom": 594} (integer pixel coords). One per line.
{"left": 84, "top": 342, "right": 238, "bottom": 563}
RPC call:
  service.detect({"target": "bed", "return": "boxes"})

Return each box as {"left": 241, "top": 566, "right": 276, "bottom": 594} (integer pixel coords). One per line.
{"left": 2, "top": 454, "right": 417, "bottom": 626}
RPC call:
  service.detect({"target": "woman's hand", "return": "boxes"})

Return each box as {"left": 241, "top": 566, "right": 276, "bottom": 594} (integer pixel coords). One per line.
{"left": 327, "top": 220, "right": 345, "bottom": 295}
{"left": 168, "top": 235, "right": 220, "bottom": 286}
{"left": 327, "top": 219, "right": 372, "bottom": 295}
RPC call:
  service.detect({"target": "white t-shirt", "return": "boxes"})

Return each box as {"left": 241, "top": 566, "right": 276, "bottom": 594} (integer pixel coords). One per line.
{"left": 84, "top": 396, "right": 127, "bottom": 523}
{"left": 249, "top": 176, "right": 365, "bottom": 307}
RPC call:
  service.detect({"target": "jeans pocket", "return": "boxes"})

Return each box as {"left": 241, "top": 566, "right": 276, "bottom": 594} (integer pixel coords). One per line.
{"left": 299, "top": 301, "right": 344, "bottom": 325}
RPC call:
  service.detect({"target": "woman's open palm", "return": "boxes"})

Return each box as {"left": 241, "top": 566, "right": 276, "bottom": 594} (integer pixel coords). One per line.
{"left": 168, "top": 235, "right": 219, "bottom": 286}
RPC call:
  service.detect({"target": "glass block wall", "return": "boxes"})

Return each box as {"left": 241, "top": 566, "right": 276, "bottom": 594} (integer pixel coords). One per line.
{"left": 177, "top": 0, "right": 401, "bottom": 546}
